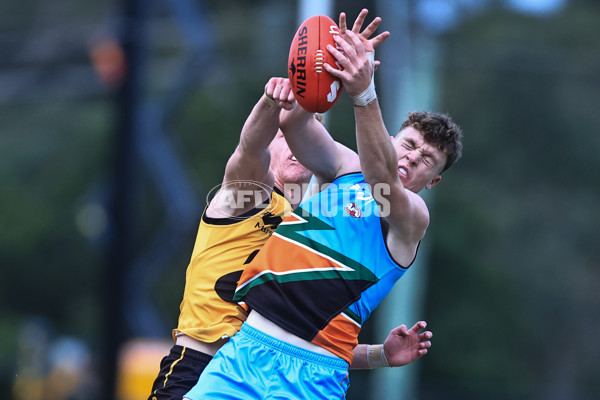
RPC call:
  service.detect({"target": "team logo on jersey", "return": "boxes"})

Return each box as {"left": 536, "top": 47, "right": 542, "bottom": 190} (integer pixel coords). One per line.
{"left": 254, "top": 212, "right": 283, "bottom": 236}
{"left": 261, "top": 212, "right": 283, "bottom": 227}
{"left": 344, "top": 202, "right": 362, "bottom": 218}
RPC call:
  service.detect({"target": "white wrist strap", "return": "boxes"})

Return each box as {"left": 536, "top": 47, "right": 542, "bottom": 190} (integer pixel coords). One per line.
{"left": 352, "top": 52, "right": 377, "bottom": 107}
{"left": 367, "top": 344, "right": 390, "bottom": 369}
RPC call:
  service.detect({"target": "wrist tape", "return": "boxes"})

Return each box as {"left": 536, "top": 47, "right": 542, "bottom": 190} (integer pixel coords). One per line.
{"left": 367, "top": 344, "right": 390, "bottom": 369}
{"left": 352, "top": 52, "right": 377, "bottom": 107}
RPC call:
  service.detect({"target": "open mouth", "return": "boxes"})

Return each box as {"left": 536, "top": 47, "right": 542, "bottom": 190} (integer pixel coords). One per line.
{"left": 291, "top": 156, "right": 297, "bottom": 161}
{"left": 398, "top": 167, "right": 408, "bottom": 178}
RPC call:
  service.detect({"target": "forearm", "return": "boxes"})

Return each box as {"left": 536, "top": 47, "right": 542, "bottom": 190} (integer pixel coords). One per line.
{"left": 208, "top": 95, "right": 280, "bottom": 217}
{"left": 279, "top": 106, "right": 341, "bottom": 181}
{"left": 354, "top": 100, "right": 398, "bottom": 185}
{"left": 323, "top": 27, "right": 396, "bottom": 184}
{"left": 350, "top": 344, "right": 370, "bottom": 369}
{"left": 238, "top": 95, "right": 282, "bottom": 155}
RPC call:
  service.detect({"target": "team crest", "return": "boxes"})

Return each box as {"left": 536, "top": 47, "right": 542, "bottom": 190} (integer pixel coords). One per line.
{"left": 344, "top": 202, "right": 362, "bottom": 218}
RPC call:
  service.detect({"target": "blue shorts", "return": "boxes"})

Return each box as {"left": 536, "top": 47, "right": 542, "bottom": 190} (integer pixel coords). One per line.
{"left": 184, "top": 323, "right": 350, "bottom": 399}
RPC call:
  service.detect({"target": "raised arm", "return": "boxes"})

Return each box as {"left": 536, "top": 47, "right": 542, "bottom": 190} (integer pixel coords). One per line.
{"left": 278, "top": 101, "right": 352, "bottom": 183}
{"left": 324, "top": 12, "right": 430, "bottom": 261}
{"left": 206, "top": 78, "right": 295, "bottom": 218}
{"left": 278, "top": 10, "right": 390, "bottom": 183}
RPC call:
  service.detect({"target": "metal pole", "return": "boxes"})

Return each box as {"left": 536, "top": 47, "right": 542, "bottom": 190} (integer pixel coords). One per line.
{"left": 102, "top": 0, "right": 144, "bottom": 398}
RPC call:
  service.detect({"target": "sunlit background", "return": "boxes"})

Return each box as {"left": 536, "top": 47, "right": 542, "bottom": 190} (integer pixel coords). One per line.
{"left": 1, "top": 0, "right": 599, "bottom": 399}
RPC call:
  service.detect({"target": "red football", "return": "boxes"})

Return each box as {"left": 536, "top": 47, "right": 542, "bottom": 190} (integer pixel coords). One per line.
{"left": 288, "top": 15, "right": 343, "bottom": 113}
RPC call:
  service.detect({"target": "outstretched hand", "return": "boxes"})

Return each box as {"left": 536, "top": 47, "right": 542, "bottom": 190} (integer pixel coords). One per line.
{"left": 339, "top": 9, "right": 389, "bottom": 71}
{"left": 324, "top": 30, "right": 373, "bottom": 97}
{"left": 264, "top": 77, "right": 296, "bottom": 110}
{"left": 324, "top": 9, "right": 389, "bottom": 97}
{"left": 339, "top": 9, "right": 390, "bottom": 54}
{"left": 383, "top": 321, "right": 432, "bottom": 367}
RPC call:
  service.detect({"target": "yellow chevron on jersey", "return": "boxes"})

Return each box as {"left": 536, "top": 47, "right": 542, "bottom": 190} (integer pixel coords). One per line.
{"left": 174, "top": 188, "right": 291, "bottom": 343}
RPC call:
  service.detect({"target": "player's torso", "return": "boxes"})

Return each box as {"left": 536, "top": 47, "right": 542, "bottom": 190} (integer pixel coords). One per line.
{"left": 236, "top": 173, "right": 411, "bottom": 362}
{"left": 176, "top": 189, "right": 291, "bottom": 342}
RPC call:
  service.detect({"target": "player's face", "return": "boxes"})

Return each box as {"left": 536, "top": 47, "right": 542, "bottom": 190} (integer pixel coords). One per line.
{"left": 392, "top": 127, "right": 447, "bottom": 193}
{"left": 269, "top": 131, "right": 312, "bottom": 186}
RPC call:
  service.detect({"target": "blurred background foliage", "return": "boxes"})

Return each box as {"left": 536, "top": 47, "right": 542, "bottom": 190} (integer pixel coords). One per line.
{"left": 1, "top": 0, "right": 599, "bottom": 399}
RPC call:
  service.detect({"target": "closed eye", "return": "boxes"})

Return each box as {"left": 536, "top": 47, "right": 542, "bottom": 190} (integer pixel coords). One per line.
{"left": 402, "top": 139, "right": 416, "bottom": 149}
{"left": 421, "top": 152, "right": 439, "bottom": 168}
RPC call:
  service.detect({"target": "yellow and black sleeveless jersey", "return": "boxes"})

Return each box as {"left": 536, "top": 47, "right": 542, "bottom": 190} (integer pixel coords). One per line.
{"left": 174, "top": 187, "right": 291, "bottom": 343}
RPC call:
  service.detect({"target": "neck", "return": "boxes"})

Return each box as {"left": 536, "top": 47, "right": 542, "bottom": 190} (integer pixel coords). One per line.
{"left": 274, "top": 177, "right": 310, "bottom": 209}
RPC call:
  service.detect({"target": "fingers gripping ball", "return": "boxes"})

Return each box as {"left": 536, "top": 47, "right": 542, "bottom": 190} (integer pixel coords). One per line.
{"left": 288, "top": 15, "right": 343, "bottom": 113}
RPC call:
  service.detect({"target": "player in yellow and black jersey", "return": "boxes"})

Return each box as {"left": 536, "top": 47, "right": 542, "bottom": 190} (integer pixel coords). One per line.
{"left": 148, "top": 79, "right": 311, "bottom": 400}
{"left": 148, "top": 77, "right": 433, "bottom": 400}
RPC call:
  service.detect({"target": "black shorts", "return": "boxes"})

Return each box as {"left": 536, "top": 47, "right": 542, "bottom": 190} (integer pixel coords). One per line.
{"left": 148, "top": 345, "right": 213, "bottom": 400}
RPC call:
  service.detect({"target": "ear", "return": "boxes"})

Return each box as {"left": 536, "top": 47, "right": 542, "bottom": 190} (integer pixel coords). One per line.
{"left": 425, "top": 175, "right": 442, "bottom": 190}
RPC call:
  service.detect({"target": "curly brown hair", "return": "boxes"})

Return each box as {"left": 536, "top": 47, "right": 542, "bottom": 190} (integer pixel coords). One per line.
{"left": 398, "top": 111, "right": 463, "bottom": 172}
